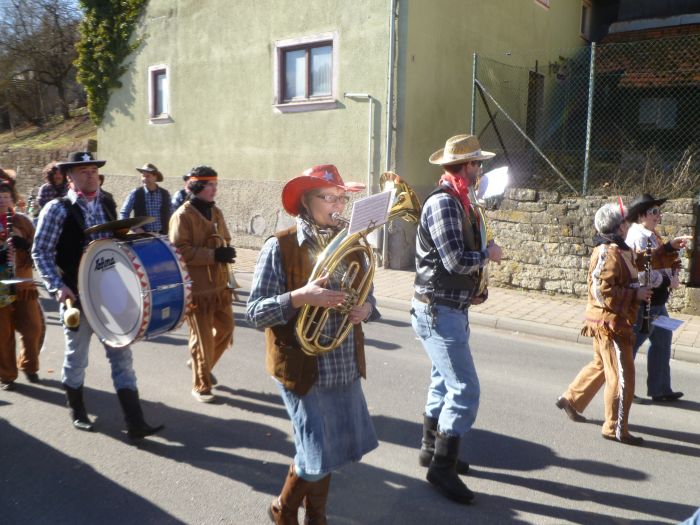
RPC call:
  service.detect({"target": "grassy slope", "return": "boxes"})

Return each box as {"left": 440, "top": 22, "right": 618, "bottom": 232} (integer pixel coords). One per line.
{"left": 0, "top": 108, "right": 96, "bottom": 151}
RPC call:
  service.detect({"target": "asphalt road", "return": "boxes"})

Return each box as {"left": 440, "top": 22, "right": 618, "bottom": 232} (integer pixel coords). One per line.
{"left": 1, "top": 289, "right": 699, "bottom": 525}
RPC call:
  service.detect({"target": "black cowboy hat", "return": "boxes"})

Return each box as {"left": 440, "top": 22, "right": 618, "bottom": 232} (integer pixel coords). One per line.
{"left": 626, "top": 193, "right": 668, "bottom": 222}
{"left": 56, "top": 151, "right": 106, "bottom": 170}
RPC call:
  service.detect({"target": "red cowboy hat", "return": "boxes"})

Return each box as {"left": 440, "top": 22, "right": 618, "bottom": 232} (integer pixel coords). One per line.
{"left": 282, "top": 164, "right": 365, "bottom": 216}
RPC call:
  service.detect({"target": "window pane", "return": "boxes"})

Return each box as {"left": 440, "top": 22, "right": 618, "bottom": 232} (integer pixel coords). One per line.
{"left": 154, "top": 71, "right": 167, "bottom": 115}
{"left": 310, "top": 46, "right": 332, "bottom": 97}
{"left": 284, "top": 49, "right": 306, "bottom": 100}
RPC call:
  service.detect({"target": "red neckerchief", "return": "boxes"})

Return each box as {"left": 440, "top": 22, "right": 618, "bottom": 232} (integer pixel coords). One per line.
{"left": 439, "top": 172, "right": 476, "bottom": 214}
{"left": 439, "top": 173, "right": 482, "bottom": 228}
{"left": 0, "top": 210, "right": 11, "bottom": 241}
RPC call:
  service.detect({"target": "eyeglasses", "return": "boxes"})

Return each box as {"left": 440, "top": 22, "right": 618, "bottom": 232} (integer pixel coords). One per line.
{"left": 316, "top": 194, "right": 350, "bottom": 204}
{"left": 648, "top": 207, "right": 661, "bottom": 216}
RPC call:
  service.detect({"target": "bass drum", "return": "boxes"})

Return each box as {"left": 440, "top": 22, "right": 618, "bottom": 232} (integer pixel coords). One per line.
{"left": 78, "top": 234, "right": 191, "bottom": 347}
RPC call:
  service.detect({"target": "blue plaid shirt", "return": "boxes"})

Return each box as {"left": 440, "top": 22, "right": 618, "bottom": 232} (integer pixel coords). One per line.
{"left": 247, "top": 218, "right": 380, "bottom": 388}
{"left": 37, "top": 182, "right": 68, "bottom": 209}
{"left": 415, "top": 188, "right": 489, "bottom": 304}
{"left": 120, "top": 186, "right": 170, "bottom": 233}
{"left": 32, "top": 189, "right": 113, "bottom": 294}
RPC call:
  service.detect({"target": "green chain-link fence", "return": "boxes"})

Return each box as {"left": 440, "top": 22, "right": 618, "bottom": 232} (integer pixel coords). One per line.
{"left": 472, "top": 33, "right": 700, "bottom": 196}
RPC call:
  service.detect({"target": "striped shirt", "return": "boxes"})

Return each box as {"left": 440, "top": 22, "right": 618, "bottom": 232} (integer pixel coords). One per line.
{"left": 415, "top": 189, "right": 489, "bottom": 304}
{"left": 246, "top": 218, "right": 380, "bottom": 388}
{"left": 120, "top": 186, "right": 171, "bottom": 233}
{"left": 32, "top": 189, "right": 112, "bottom": 294}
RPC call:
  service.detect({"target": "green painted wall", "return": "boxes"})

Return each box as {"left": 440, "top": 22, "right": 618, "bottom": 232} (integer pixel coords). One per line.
{"left": 395, "top": 0, "right": 588, "bottom": 195}
{"left": 98, "top": 0, "right": 391, "bottom": 190}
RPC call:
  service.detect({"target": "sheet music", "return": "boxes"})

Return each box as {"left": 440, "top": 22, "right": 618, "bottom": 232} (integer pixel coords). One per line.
{"left": 651, "top": 315, "right": 684, "bottom": 332}
{"left": 348, "top": 190, "right": 393, "bottom": 235}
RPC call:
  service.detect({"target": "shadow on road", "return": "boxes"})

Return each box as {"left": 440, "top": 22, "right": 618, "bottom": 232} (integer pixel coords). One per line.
{"left": 0, "top": 418, "right": 184, "bottom": 525}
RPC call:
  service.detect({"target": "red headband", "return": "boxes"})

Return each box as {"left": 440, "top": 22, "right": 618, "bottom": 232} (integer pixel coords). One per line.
{"left": 189, "top": 175, "right": 217, "bottom": 181}
{"left": 617, "top": 196, "right": 625, "bottom": 219}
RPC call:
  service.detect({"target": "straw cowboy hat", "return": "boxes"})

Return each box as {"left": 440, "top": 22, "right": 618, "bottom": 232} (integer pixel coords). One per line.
{"left": 56, "top": 151, "right": 106, "bottom": 170}
{"left": 282, "top": 164, "right": 365, "bottom": 216}
{"left": 429, "top": 134, "right": 495, "bottom": 166}
{"left": 626, "top": 193, "right": 668, "bottom": 222}
{"left": 136, "top": 162, "right": 163, "bottom": 183}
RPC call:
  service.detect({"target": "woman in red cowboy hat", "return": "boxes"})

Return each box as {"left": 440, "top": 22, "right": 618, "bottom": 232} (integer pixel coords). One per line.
{"left": 247, "top": 164, "right": 378, "bottom": 525}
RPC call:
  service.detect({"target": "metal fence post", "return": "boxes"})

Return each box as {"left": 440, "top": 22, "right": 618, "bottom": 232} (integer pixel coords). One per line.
{"left": 582, "top": 42, "right": 596, "bottom": 195}
{"left": 471, "top": 52, "right": 477, "bottom": 135}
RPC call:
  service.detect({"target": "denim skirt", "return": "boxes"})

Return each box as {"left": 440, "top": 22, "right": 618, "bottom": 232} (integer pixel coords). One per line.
{"left": 276, "top": 378, "right": 378, "bottom": 475}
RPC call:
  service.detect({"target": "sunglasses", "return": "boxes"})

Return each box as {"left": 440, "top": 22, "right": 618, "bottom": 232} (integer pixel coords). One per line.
{"left": 647, "top": 207, "right": 661, "bottom": 216}
{"left": 316, "top": 194, "right": 350, "bottom": 204}
{"left": 466, "top": 161, "right": 483, "bottom": 167}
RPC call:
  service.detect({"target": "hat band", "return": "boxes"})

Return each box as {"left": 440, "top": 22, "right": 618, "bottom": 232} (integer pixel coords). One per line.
{"left": 443, "top": 149, "right": 482, "bottom": 162}
{"left": 189, "top": 175, "right": 217, "bottom": 181}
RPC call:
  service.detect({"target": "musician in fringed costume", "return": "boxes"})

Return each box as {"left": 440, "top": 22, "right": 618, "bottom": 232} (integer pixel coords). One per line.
{"left": 0, "top": 182, "right": 44, "bottom": 390}
{"left": 556, "top": 203, "right": 651, "bottom": 445}
{"left": 247, "top": 165, "right": 379, "bottom": 525}
{"left": 32, "top": 152, "right": 163, "bottom": 439}
{"left": 169, "top": 166, "right": 235, "bottom": 403}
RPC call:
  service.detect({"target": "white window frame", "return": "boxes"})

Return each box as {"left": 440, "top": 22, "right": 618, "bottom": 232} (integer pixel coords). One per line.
{"left": 272, "top": 31, "right": 339, "bottom": 113}
{"left": 580, "top": 0, "right": 592, "bottom": 41}
{"left": 148, "top": 64, "right": 172, "bottom": 123}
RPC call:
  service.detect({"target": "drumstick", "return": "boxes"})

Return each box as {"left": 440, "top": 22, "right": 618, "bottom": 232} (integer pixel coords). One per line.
{"left": 64, "top": 297, "right": 81, "bottom": 329}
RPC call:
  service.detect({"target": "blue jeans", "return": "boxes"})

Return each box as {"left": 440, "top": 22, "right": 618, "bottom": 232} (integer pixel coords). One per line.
{"left": 61, "top": 304, "right": 137, "bottom": 390}
{"left": 680, "top": 508, "right": 700, "bottom": 525}
{"left": 632, "top": 304, "right": 673, "bottom": 397}
{"left": 410, "top": 298, "right": 480, "bottom": 437}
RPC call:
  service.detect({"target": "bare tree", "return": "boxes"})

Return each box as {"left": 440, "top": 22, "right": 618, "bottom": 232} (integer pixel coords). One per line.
{"left": 0, "top": 0, "right": 82, "bottom": 121}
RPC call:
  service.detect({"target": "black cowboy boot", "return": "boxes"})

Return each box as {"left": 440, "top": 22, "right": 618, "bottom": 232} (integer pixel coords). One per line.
{"left": 116, "top": 389, "right": 164, "bottom": 440}
{"left": 419, "top": 415, "right": 470, "bottom": 474}
{"left": 64, "top": 384, "right": 94, "bottom": 432}
{"left": 303, "top": 474, "right": 331, "bottom": 525}
{"left": 427, "top": 433, "right": 474, "bottom": 504}
{"left": 269, "top": 464, "right": 312, "bottom": 525}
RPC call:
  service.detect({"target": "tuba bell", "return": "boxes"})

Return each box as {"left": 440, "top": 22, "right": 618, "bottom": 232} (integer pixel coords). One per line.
{"left": 295, "top": 172, "right": 421, "bottom": 356}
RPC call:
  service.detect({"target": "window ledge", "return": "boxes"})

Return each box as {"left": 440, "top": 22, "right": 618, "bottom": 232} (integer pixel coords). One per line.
{"left": 274, "top": 99, "right": 338, "bottom": 114}
{"left": 149, "top": 115, "right": 173, "bottom": 124}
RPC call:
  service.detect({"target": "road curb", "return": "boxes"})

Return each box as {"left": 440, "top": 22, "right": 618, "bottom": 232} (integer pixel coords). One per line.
{"left": 235, "top": 272, "right": 700, "bottom": 365}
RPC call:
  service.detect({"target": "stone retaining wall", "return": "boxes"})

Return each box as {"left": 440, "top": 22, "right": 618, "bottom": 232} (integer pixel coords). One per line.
{"left": 487, "top": 188, "right": 699, "bottom": 313}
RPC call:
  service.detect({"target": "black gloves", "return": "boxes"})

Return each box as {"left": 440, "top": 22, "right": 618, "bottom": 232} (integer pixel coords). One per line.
{"left": 11, "top": 236, "right": 30, "bottom": 251}
{"left": 214, "top": 246, "right": 236, "bottom": 264}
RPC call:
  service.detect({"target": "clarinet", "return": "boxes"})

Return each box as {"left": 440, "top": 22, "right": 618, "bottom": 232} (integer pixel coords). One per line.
{"left": 640, "top": 236, "right": 652, "bottom": 334}
{"left": 5, "top": 209, "right": 15, "bottom": 296}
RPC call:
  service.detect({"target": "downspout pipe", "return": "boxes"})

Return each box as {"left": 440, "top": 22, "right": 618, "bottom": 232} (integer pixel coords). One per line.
{"left": 383, "top": 0, "right": 398, "bottom": 267}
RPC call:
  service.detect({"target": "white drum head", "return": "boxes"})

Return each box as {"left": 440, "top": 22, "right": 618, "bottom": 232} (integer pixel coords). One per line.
{"left": 78, "top": 239, "right": 145, "bottom": 347}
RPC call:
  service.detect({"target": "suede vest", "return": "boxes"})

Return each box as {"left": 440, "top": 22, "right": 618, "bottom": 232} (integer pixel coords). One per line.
{"left": 56, "top": 194, "right": 117, "bottom": 296}
{"left": 414, "top": 187, "right": 481, "bottom": 291}
{"left": 264, "top": 226, "right": 367, "bottom": 396}
{"left": 133, "top": 186, "right": 171, "bottom": 234}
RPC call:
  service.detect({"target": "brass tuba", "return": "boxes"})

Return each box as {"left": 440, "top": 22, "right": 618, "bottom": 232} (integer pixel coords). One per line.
{"left": 295, "top": 172, "right": 421, "bottom": 356}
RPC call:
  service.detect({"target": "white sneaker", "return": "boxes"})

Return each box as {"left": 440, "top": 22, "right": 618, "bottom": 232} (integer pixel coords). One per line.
{"left": 191, "top": 390, "right": 215, "bottom": 403}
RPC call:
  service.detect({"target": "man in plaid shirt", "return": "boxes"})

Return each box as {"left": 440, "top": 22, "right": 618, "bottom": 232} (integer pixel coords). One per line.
{"left": 32, "top": 151, "right": 163, "bottom": 440}
{"left": 411, "top": 134, "right": 503, "bottom": 505}
{"left": 120, "top": 163, "right": 172, "bottom": 234}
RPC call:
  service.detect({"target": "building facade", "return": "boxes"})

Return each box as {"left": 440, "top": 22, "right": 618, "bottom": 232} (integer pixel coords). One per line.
{"left": 98, "top": 0, "right": 589, "bottom": 266}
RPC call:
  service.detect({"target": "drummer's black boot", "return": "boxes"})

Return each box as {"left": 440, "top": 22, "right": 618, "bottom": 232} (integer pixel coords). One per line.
{"left": 427, "top": 433, "right": 474, "bottom": 504}
{"left": 116, "top": 388, "right": 164, "bottom": 440}
{"left": 64, "top": 384, "right": 94, "bottom": 432}
{"left": 419, "top": 415, "right": 470, "bottom": 474}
